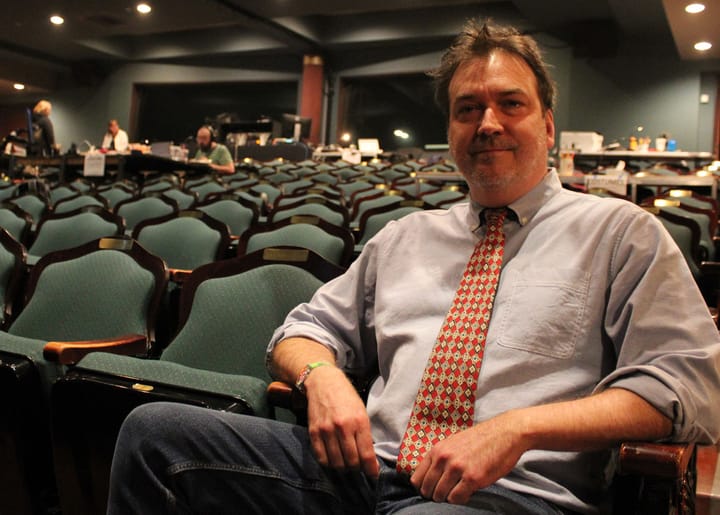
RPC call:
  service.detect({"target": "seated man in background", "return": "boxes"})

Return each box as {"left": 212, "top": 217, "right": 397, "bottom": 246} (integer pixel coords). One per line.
{"left": 193, "top": 125, "right": 235, "bottom": 175}
{"left": 106, "top": 19, "right": 720, "bottom": 514}
{"left": 101, "top": 119, "right": 129, "bottom": 152}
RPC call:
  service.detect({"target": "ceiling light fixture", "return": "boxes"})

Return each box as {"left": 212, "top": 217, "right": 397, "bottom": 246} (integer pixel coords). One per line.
{"left": 685, "top": 3, "right": 706, "bottom": 14}
{"left": 136, "top": 3, "right": 152, "bottom": 14}
{"left": 50, "top": 15, "right": 64, "bottom": 25}
{"left": 694, "top": 41, "right": 713, "bottom": 51}
{"left": 13, "top": 83, "right": 25, "bottom": 91}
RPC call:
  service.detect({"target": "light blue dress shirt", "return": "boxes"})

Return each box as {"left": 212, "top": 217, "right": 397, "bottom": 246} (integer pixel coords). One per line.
{"left": 268, "top": 170, "right": 720, "bottom": 513}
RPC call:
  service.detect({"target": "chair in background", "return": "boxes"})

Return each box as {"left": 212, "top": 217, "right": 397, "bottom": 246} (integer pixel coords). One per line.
{"left": 238, "top": 215, "right": 354, "bottom": 267}
{"left": 354, "top": 199, "right": 431, "bottom": 252}
{"left": 186, "top": 178, "right": 227, "bottom": 202}
{"left": 49, "top": 248, "right": 341, "bottom": 515}
{"left": 53, "top": 192, "right": 108, "bottom": 214}
{"left": 249, "top": 182, "right": 283, "bottom": 211}
{"left": 335, "top": 180, "right": 375, "bottom": 203}
{"left": 162, "top": 187, "right": 198, "bottom": 210}
{"left": 195, "top": 193, "right": 260, "bottom": 241}
{"left": 27, "top": 207, "right": 124, "bottom": 265}
{"left": 351, "top": 189, "right": 407, "bottom": 227}
{"left": 0, "top": 236, "right": 167, "bottom": 515}
{"left": 48, "top": 184, "right": 80, "bottom": 207}
{"left": 132, "top": 209, "right": 230, "bottom": 276}
{"left": 9, "top": 192, "right": 50, "bottom": 228}
{"left": 279, "top": 178, "right": 314, "bottom": 195}
{"left": 421, "top": 187, "right": 468, "bottom": 208}
{"left": 0, "top": 228, "right": 26, "bottom": 329}
{"left": 115, "top": 193, "right": 178, "bottom": 234}
{"left": 140, "top": 177, "right": 176, "bottom": 195}
{"left": 270, "top": 197, "right": 349, "bottom": 227}
{"left": 0, "top": 183, "right": 19, "bottom": 202}
{"left": 97, "top": 183, "right": 135, "bottom": 209}
{"left": 0, "top": 201, "right": 33, "bottom": 245}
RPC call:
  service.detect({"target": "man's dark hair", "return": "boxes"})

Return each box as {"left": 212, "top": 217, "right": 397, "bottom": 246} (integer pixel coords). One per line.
{"left": 429, "top": 19, "right": 557, "bottom": 116}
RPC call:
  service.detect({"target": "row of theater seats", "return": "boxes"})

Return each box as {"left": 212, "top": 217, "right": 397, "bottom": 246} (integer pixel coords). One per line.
{"left": 0, "top": 156, "right": 699, "bottom": 514}
{"left": 0, "top": 157, "right": 468, "bottom": 515}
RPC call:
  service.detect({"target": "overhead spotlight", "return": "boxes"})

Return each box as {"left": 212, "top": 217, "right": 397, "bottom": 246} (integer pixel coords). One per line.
{"left": 340, "top": 132, "right": 352, "bottom": 143}
{"left": 50, "top": 15, "right": 64, "bottom": 25}
{"left": 685, "top": 3, "right": 705, "bottom": 14}
{"left": 13, "top": 83, "right": 25, "bottom": 91}
{"left": 393, "top": 129, "right": 409, "bottom": 139}
{"left": 694, "top": 41, "right": 713, "bottom": 51}
{"left": 136, "top": 3, "right": 152, "bottom": 14}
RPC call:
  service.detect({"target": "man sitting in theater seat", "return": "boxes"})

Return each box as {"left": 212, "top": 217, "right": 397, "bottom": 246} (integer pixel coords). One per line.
{"left": 193, "top": 125, "right": 235, "bottom": 175}
{"left": 101, "top": 119, "right": 129, "bottom": 153}
{"left": 106, "top": 19, "right": 720, "bottom": 514}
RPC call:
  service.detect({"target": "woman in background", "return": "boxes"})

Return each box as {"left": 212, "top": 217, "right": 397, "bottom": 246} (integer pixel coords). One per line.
{"left": 31, "top": 99, "right": 58, "bottom": 156}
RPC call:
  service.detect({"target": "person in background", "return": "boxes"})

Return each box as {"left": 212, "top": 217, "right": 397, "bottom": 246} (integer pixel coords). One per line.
{"left": 193, "top": 125, "right": 235, "bottom": 174}
{"left": 31, "top": 99, "right": 59, "bottom": 157}
{"left": 106, "top": 19, "right": 720, "bottom": 514}
{"left": 101, "top": 119, "right": 129, "bottom": 152}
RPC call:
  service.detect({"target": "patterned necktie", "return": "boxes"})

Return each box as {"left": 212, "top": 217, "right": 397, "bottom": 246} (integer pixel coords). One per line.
{"left": 397, "top": 208, "right": 508, "bottom": 474}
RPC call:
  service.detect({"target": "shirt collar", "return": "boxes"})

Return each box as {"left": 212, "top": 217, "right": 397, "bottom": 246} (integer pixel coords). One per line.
{"left": 468, "top": 168, "right": 561, "bottom": 230}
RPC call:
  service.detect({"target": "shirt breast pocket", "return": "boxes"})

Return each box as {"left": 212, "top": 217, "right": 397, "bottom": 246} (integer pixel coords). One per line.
{"left": 495, "top": 267, "right": 590, "bottom": 359}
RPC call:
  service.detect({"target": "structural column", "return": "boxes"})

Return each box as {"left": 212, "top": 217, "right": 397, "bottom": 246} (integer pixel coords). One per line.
{"left": 299, "top": 55, "right": 324, "bottom": 145}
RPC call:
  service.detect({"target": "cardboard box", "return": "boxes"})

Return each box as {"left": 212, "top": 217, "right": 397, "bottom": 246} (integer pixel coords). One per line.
{"left": 559, "top": 131, "right": 603, "bottom": 153}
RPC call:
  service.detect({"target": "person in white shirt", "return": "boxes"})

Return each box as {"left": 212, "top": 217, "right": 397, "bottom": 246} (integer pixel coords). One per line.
{"left": 101, "top": 119, "right": 129, "bottom": 152}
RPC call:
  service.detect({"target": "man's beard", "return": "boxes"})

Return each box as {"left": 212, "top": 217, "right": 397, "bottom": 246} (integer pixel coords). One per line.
{"left": 199, "top": 143, "right": 212, "bottom": 153}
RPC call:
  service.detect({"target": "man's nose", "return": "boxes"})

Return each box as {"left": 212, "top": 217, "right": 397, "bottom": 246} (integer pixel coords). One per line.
{"left": 476, "top": 108, "right": 503, "bottom": 136}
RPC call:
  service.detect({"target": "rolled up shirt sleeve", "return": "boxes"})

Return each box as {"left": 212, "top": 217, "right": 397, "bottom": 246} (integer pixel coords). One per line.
{"left": 596, "top": 211, "right": 720, "bottom": 443}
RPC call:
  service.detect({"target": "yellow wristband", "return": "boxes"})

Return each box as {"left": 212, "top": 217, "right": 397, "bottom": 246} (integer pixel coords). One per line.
{"left": 294, "top": 361, "right": 331, "bottom": 394}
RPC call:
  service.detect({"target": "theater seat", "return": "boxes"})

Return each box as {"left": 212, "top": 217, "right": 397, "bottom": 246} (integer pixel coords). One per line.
{"left": 0, "top": 236, "right": 167, "bottom": 515}
{"left": 48, "top": 248, "right": 342, "bottom": 515}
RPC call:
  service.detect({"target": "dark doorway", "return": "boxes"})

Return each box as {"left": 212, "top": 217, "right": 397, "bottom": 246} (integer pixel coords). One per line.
{"left": 133, "top": 81, "right": 298, "bottom": 144}
{"left": 338, "top": 73, "right": 446, "bottom": 152}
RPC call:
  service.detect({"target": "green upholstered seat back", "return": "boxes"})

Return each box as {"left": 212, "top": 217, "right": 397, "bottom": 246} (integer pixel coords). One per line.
{"left": 98, "top": 187, "right": 133, "bottom": 208}
{"left": 9, "top": 250, "right": 156, "bottom": 341}
{"left": 0, "top": 208, "right": 28, "bottom": 242}
{"left": 49, "top": 186, "right": 77, "bottom": 206}
{"left": 198, "top": 200, "right": 255, "bottom": 237}
{"left": 246, "top": 224, "right": 345, "bottom": 266}
{"left": 658, "top": 217, "right": 700, "bottom": 278}
{"left": 29, "top": 212, "right": 119, "bottom": 259}
{"left": 250, "top": 183, "right": 281, "bottom": 205}
{"left": 359, "top": 206, "right": 422, "bottom": 245}
{"left": 136, "top": 217, "right": 221, "bottom": 270}
{"left": 0, "top": 242, "right": 20, "bottom": 325}
{"left": 54, "top": 195, "right": 104, "bottom": 214}
{"left": 11, "top": 195, "right": 46, "bottom": 225}
{"left": 162, "top": 264, "right": 323, "bottom": 381}
{"left": 163, "top": 189, "right": 196, "bottom": 210}
{"left": 354, "top": 194, "right": 403, "bottom": 222}
{"left": 421, "top": 190, "right": 467, "bottom": 207}
{"left": 273, "top": 204, "right": 345, "bottom": 227}
{"left": 190, "top": 182, "right": 226, "bottom": 201}
{"left": 661, "top": 206, "right": 714, "bottom": 261}
{"left": 117, "top": 197, "right": 175, "bottom": 231}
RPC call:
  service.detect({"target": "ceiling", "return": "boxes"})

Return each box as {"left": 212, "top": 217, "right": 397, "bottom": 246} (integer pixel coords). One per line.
{"left": 0, "top": 0, "right": 718, "bottom": 99}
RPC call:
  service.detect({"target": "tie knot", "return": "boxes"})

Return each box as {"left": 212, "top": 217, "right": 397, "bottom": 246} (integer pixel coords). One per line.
{"left": 483, "top": 208, "right": 507, "bottom": 227}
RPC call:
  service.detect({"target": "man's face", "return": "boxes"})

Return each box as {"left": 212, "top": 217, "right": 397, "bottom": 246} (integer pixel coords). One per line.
{"left": 447, "top": 50, "right": 555, "bottom": 204}
{"left": 196, "top": 128, "right": 212, "bottom": 152}
{"left": 109, "top": 121, "right": 119, "bottom": 136}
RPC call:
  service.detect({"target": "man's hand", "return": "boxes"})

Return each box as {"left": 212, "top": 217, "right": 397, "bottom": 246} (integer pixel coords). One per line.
{"left": 410, "top": 412, "right": 527, "bottom": 504}
{"left": 305, "top": 365, "right": 379, "bottom": 478}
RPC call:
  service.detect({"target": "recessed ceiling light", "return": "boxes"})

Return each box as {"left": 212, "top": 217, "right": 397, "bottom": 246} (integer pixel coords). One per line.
{"left": 694, "top": 41, "right": 713, "bottom": 51}
{"left": 685, "top": 3, "right": 706, "bottom": 14}
{"left": 136, "top": 3, "right": 152, "bottom": 14}
{"left": 50, "top": 15, "right": 64, "bottom": 25}
{"left": 13, "top": 83, "right": 25, "bottom": 91}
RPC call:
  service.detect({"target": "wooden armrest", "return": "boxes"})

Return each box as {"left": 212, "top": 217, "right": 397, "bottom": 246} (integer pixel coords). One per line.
{"left": 170, "top": 268, "right": 193, "bottom": 283}
{"left": 43, "top": 333, "right": 148, "bottom": 365}
{"left": 267, "top": 381, "right": 308, "bottom": 413}
{"left": 618, "top": 442, "right": 696, "bottom": 478}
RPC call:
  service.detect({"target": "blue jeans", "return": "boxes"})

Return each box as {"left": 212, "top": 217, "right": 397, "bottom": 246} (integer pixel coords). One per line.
{"left": 107, "top": 403, "right": 566, "bottom": 514}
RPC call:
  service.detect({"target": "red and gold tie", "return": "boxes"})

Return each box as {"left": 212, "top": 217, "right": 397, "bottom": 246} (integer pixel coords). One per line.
{"left": 397, "top": 208, "right": 507, "bottom": 474}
